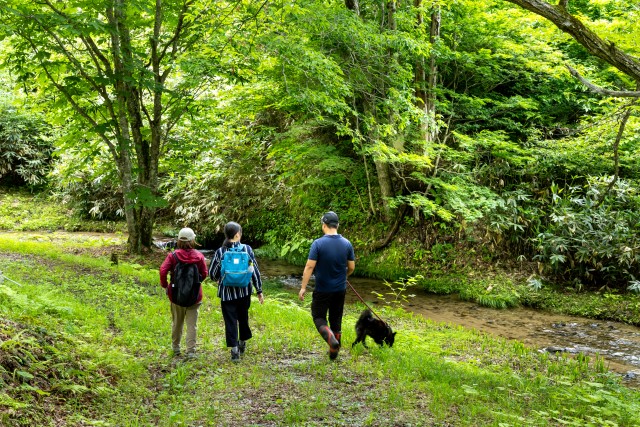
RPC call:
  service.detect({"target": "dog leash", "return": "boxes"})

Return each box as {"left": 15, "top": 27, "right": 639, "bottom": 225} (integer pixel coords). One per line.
{"left": 0, "top": 270, "right": 23, "bottom": 286}
{"left": 347, "top": 279, "right": 388, "bottom": 325}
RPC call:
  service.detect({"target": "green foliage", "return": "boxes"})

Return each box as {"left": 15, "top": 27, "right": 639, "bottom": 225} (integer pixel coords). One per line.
{"left": 51, "top": 141, "right": 124, "bottom": 220}
{"left": 0, "top": 104, "right": 53, "bottom": 187}
{"left": 533, "top": 178, "right": 640, "bottom": 287}
{"left": 371, "top": 275, "right": 420, "bottom": 308}
{"left": 0, "top": 316, "right": 115, "bottom": 422}
{"left": 439, "top": 1, "right": 592, "bottom": 141}
{"left": 2, "top": 0, "right": 640, "bottom": 299}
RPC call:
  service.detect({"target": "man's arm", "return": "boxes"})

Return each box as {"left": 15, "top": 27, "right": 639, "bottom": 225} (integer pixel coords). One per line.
{"left": 347, "top": 260, "right": 355, "bottom": 277}
{"left": 299, "top": 259, "right": 317, "bottom": 301}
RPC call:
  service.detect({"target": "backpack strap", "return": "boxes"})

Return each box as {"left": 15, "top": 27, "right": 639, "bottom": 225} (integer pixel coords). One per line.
{"left": 169, "top": 251, "right": 179, "bottom": 284}
{"left": 228, "top": 243, "right": 246, "bottom": 252}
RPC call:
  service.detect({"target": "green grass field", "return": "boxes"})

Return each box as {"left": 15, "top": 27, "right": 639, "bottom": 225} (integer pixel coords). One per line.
{"left": 1, "top": 235, "right": 639, "bottom": 426}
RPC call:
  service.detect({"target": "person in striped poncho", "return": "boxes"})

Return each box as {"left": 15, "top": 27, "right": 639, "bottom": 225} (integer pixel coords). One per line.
{"left": 209, "top": 221, "right": 264, "bottom": 361}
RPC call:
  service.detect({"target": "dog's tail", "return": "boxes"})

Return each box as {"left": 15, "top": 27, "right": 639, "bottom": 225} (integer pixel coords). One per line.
{"left": 358, "top": 309, "right": 373, "bottom": 323}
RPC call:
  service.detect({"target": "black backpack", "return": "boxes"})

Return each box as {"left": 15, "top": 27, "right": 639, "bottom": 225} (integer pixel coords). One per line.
{"left": 170, "top": 252, "right": 201, "bottom": 307}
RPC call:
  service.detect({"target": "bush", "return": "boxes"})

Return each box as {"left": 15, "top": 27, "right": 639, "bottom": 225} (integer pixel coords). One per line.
{"left": 53, "top": 169, "right": 124, "bottom": 220}
{"left": 0, "top": 105, "right": 53, "bottom": 188}
{"left": 532, "top": 178, "right": 640, "bottom": 289}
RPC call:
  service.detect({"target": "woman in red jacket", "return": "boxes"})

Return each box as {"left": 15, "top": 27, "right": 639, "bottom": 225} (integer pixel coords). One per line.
{"left": 159, "top": 228, "right": 208, "bottom": 358}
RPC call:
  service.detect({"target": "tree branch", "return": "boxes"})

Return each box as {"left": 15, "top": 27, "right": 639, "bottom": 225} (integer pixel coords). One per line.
{"left": 29, "top": 46, "right": 118, "bottom": 159}
{"left": 503, "top": 0, "right": 640, "bottom": 82}
{"left": 372, "top": 204, "right": 408, "bottom": 251}
{"left": 27, "top": 14, "right": 116, "bottom": 113}
{"left": 593, "top": 107, "right": 633, "bottom": 208}
{"left": 157, "top": 0, "right": 196, "bottom": 66}
{"left": 594, "top": 85, "right": 639, "bottom": 208}
{"left": 567, "top": 66, "right": 640, "bottom": 98}
{"left": 42, "top": 0, "right": 114, "bottom": 75}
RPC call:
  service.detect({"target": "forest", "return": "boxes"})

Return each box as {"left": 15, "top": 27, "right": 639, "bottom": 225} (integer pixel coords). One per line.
{"left": 1, "top": 0, "right": 640, "bottom": 426}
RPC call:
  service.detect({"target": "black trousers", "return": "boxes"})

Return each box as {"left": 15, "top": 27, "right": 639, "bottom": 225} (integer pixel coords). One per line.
{"left": 221, "top": 295, "right": 252, "bottom": 347}
{"left": 311, "top": 290, "right": 346, "bottom": 335}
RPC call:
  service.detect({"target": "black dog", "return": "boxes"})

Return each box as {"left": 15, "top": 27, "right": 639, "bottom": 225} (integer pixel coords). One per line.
{"left": 352, "top": 309, "right": 396, "bottom": 348}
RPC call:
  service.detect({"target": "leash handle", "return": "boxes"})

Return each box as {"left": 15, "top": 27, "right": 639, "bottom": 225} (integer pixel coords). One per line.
{"left": 347, "top": 280, "right": 387, "bottom": 324}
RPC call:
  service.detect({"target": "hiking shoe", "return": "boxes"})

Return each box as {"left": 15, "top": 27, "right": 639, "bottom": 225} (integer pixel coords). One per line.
{"left": 238, "top": 340, "right": 246, "bottom": 356}
{"left": 329, "top": 342, "right": 340, "bottom": 360}
{"left": 231, "top": 346, "right": 240, "bottom": 362}
{"left": 319, "top": 326, "right": 340, "bottom": 360}
{"left": 186, "top": 351, "right": 196, "bottom": 360}
{"left": 172, "top": 348, "right": 181, "bottom": 357}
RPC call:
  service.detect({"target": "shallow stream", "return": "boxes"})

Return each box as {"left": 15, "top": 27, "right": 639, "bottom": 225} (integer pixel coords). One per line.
{"left": 258, "top": 258, "right": 640, "bottom": 387}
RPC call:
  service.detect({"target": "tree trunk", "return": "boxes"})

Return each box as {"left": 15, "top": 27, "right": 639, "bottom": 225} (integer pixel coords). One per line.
{"left": 346, "top": 0, "right": 396, "bottom": 220}
{"left": 109, "top": 0, "right": 157, "bottom": 252}
{"left": 345, "top": 0, "right": 359, "bottom": 15}
{"left": 414, "top": 2, "right": 440, "bottom": 150}
{"left": 425, "top": 6, "right": 440, "bottom": 146}
{"left": 374, "top": 158, "right": 395, "bottom": 218}
{"left": 414, "top": 0, "right": 428, "bottom": 143}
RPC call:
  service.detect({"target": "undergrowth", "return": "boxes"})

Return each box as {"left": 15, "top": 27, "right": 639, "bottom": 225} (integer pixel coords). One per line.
{"left": 0, "top": 190, "right": 124, "bottom": 232}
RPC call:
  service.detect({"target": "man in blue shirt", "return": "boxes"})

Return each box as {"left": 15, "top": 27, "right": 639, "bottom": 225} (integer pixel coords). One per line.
{"left": 299, "top": 211, "right": 355, "bottom": 360}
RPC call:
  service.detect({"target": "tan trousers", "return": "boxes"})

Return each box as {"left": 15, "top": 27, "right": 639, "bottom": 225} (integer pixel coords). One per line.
{"left": 171, "top": 302, "right": 201, "bottom": 353}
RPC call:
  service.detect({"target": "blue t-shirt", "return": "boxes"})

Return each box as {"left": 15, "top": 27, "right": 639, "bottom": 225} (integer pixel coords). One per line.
{"left": 308, "top": 234, "right": 355, "bottom": 292}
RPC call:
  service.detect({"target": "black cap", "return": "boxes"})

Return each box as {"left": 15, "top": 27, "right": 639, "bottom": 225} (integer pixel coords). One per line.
{"left": 321, "top": 211, "right": 339, "bottom": 226}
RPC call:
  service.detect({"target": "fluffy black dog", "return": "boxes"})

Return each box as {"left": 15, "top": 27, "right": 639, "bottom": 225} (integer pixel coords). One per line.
{"left": 352, "top": 309, "right": 396, "bottom": 348}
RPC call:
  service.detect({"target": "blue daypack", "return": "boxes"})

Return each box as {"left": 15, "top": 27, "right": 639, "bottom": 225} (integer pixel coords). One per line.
{"left": 221, "top": 244, "right": 253, "bottom": 287}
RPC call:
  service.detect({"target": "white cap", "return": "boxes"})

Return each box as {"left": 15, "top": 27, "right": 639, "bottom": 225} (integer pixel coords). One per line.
{"left": 177, "top": 227, "right": 196, "bottom": 242}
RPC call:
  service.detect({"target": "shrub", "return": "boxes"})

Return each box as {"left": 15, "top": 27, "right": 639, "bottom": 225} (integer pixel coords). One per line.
{"left": 0, "top": 105, "right": 53, "bottom": 188}
{"left": 532, "top": 178, "right": 640, "bottom": 288}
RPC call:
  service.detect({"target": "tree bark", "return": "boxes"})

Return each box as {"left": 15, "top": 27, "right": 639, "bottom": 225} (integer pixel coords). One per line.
{"left": 414, "top": 0, "right": 427, "bottom": 126}
{"left": 566, "top": 66, "right": 640, "bottom": 98}
{"left": 374, "top": 158, "right": 395, "bottom": 218}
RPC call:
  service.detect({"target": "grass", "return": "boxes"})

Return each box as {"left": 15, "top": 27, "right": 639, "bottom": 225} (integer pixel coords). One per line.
{"left": 416, "top": 273, "right": 640, "bottom": 326}
{"left": 0, "top": 189, "right": 125, "bottom": 233}
{"left": 1, "top": 236, "right": 640, "bottom": 426}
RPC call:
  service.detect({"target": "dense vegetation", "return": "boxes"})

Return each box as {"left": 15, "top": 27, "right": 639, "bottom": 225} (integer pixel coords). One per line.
{"left": 1, "top": 0, "right": 639, "bottom": 295}
{"left": 1, "top": 2, "right": 640, "bottom": 424}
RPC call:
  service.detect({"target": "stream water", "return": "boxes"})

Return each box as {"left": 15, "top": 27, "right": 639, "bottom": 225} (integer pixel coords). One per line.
{"left": 257, "top": 258, "right": 640, "bottom": 387}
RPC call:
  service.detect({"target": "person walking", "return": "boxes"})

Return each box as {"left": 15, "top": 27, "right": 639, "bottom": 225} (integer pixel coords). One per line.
{"left": 209, "top": 221, "right": 264, "bottom": 362}
{"left": 159, "top": 227, "right": 208, "bottom": 358}
{"left": 299, "top": 211, "right": 355, "bottom": 360}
